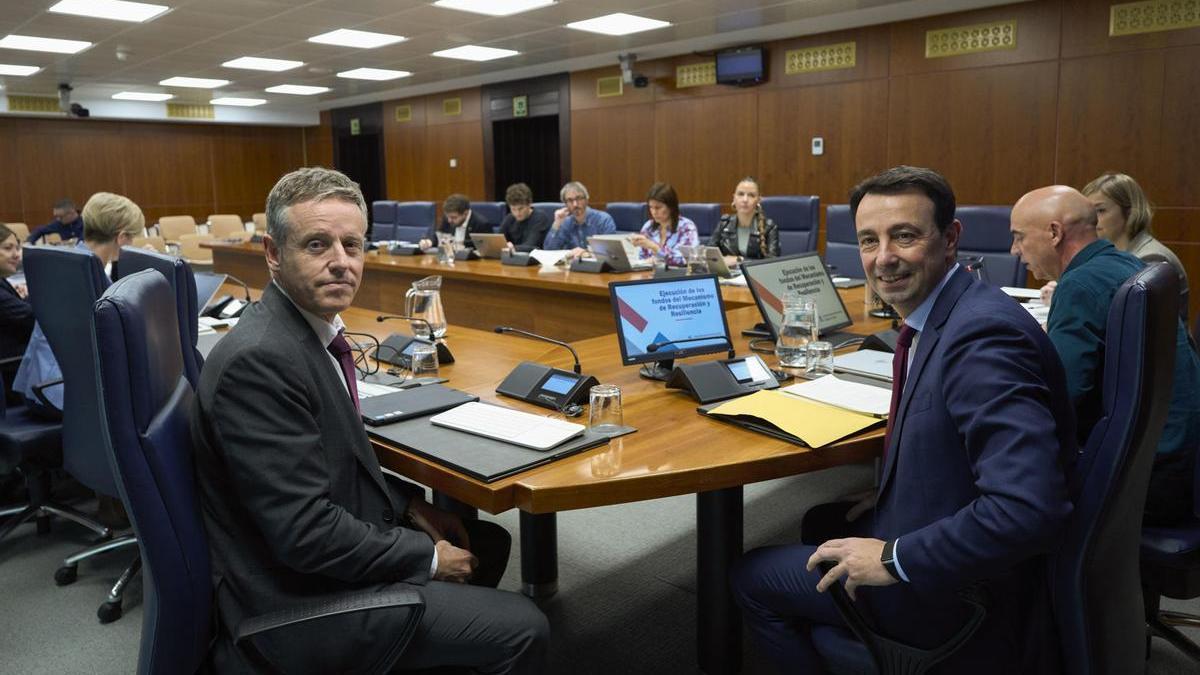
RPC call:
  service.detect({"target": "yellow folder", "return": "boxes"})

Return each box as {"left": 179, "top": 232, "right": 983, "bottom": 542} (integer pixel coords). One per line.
{"left": 706, "top": 389, "right": 882, "bottom": 448}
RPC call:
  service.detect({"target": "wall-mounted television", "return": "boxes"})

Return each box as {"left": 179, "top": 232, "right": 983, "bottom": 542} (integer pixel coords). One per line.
{"left": 716, "top": 47, "right": 765, "bottom": 86}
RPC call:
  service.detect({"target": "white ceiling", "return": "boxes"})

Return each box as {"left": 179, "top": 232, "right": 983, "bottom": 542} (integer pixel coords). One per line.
{"left": 0, "top": 0, "right": 1019, "bottom": 120}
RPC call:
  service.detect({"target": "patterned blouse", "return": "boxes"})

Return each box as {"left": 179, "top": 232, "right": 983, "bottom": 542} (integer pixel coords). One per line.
{"left": 637, "top": 216, "right": 699, "bottom": 267}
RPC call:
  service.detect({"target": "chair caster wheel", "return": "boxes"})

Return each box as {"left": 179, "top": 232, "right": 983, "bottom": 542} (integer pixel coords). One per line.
{"left": 97, "top": 600, "right": 122, "bottom": 624}
{"left": 54, "top": 565, "right": 77, "bottom": 586}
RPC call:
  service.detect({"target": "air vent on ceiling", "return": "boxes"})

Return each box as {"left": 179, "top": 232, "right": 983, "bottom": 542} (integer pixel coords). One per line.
{"left": 596, "top": 76, "right": 623, "bottom": 98}
{"left": 786, "top": 42, "right": 857, "bottom": 74}
{"left": 7, "top": 95, "right": 59, "bottom": 113}
{"left": 1110, "top": 0, "right": 1200, "bottom": 36}
{"left": 395, "top": 104, "right": 412, "bottom": 122}
{"left": 442, "top": 97, "right": 461, "bottom": 116}
{"left": 167, "top": 103, "right": 215, "bottom": 119}
{"left": 925, "top": 20, "right": 1017, "bottom": 58}
{"left": 676, "top": 62, "right": 716, "bottom": 88}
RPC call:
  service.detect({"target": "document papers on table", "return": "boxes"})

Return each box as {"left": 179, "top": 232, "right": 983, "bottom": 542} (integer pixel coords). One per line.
{"left": 705, "top": 390, "right": 882, "bottom": 448}
{"left": 833, "top": 349, "right": 893, "bottom": 382}
{"left": 780, "top": 375, "right": 891, "bottom": 417}
{"left": 431, "top": 401, "right": 585, "bottom": 451}
{"left": 529, "top": 249, "right": 572, "bottom": 268}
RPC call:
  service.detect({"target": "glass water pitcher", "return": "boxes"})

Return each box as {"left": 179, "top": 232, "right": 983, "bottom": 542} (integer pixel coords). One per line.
{"left": 405, "top": 275, "right": 447, "bottom": 338}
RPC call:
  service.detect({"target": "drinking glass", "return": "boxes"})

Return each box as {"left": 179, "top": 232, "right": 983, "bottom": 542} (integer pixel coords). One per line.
{"left": 806, "top": 341, "right": 834, "bottom": 377}
{"left": 437, "top": 232, "right": 456, "bottom": 265}
{"left": 686, "top": 247, "right": 710, "bottom": 275}
{"left": 776, "top": 294, "right": 818, "bottom": 368}
{"left": 588, "top": 384, "right": 623, "bottom": 433}
{"left": 406, "top": 343, "right": 439, "bottom": 381}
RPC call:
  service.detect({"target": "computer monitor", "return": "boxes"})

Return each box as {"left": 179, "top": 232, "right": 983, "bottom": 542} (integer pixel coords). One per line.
{"left": 609, "top": 274, "right": 733, "bottom": 380}
{"left": 740, "top": 253, "right": 853, "bottom": 340}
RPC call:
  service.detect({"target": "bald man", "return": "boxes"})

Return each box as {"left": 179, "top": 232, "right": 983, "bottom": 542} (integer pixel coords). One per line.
{"left": 1011, "top": 186, "right": 1200, "bottom": 524}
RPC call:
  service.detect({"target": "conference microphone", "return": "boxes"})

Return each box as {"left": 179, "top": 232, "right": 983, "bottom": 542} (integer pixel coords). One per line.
{"left": 375, "top": 315, "right": 454, "bottom": 366}
{"left": 224, "top": 273, "right": 252, "bottom": 302}
{"left": 494, "top": 326, "right": 582, "bottom": 375}
{"left": 376, "top": 314, "right": 436, "bottom": 340}
{"left": 646, "top": 334, "right": 729, "bottom": 353}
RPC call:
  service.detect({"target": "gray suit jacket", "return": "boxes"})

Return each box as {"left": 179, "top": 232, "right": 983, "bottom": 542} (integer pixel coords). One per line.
{"left": 192, "top": 282, "right": 434, "bottom": 673}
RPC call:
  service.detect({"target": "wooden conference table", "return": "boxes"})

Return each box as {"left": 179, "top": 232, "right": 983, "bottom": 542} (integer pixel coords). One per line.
{"left": 208, "top": 240, "right": 758, "bottom": 341}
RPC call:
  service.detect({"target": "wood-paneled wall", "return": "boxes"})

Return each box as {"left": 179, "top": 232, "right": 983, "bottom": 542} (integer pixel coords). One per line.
{"left": 0, "top": 117, "right": 309, "bottom": 227}
{"left": 382, "top": 89, "right": 486, "bottom": 203}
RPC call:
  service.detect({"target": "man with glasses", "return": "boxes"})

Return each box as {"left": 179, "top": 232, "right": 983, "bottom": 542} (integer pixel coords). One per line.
{"left": 542, "top": 180, "right": 616, "bottom": 259}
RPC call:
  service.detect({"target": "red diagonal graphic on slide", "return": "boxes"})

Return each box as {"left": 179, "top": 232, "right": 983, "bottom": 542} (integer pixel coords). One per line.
{"left": 751, "top": 278, "right": 783, "bottom": 314}
{"left": 617, "top": 296, "right": 648, "bottom": 332}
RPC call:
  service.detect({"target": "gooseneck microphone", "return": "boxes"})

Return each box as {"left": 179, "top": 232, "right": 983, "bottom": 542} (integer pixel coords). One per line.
{"left": 376, "top": 314, "right": 436, "bottom": 340}
{"left": 224, "top": 273, "right": 252, "bottom": 302}
{"left": 494, "top": 326, "right": 582, "bottom": 375}
{"left": 646, "top": 335, "right": 730, "bottom": 353}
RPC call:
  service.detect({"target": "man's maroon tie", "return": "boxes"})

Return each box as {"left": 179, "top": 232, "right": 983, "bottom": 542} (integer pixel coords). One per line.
{"left": 884, "top": 324, "right": 917, "bottom": 460}
{"left": 327, "top": 331, "right": 361, "bottom": 413}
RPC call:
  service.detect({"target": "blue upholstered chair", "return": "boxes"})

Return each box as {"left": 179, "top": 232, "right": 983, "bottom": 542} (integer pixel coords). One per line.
{"left": 954, "top": 206, "right": 1024, "bottom": 287}
{"left": 371, "top": 201, "right": 398, "bottom": 242}
{"left": 532, "top": 202, "right": 562, "bottom": 225}
{"left": 680, "top": 203, "right": 721, "bottom": 238}
{"left": 762, "top": 196, "right": 819, "bottom": 255}
{"left": 469, "top": 201, "right": 506, "bottom": 231}
{"left": 824, "top": 205, "right": 864, "bottom": 279}
{"left": 117, "top": 247, "right": 203, "bottom": 387}
{"left": 394, "top": 201, "right": 436, "bottom": 243}
{"left": 606, "top": 202, "right": 649, "bottom": 233}
{"left": 94, "top": 269, "right": 424, "bottom": 674}
{"left": 812, "top": 262, "right": 1178, "bottom": 674}
{"left": 23, "top": 246, "right": 140, "bottom": 622}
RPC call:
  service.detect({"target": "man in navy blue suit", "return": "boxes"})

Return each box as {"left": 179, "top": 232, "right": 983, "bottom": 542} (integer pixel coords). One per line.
{"left": 731, "top": 166, "right": 1077, "bottom": 673}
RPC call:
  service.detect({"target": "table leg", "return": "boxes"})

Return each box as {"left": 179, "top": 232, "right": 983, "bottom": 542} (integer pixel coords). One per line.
{"left": 697, "top": 487, "right": 744, "bottom": 674}
{"left": 519, "top": 511, "right": 558, "bottom": 598}
{"left": 432, "top": 490, "right": 478, "bottom": 520}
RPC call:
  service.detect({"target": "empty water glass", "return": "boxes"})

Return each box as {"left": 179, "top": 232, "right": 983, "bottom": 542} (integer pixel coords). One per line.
{"left": 588, "top": 384, "right": 623, "bottom": 433}
{"left": 406, "top": 343, "right": 439, "bottom": 381}
{"left": 806, "top": 341, "right": 834, "bottom": 378}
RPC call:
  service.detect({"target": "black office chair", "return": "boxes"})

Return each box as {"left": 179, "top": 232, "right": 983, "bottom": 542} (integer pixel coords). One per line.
{"left": 812, "top": 263, "right": 1178, "bottom": 674}
{"left": 94, "top": 269, "right": 425, "bottom": 673}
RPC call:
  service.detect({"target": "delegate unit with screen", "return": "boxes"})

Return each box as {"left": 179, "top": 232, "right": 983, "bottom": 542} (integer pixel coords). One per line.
{"left": 608, "top": 274, "right": 734, "bottom": 381}
{"left": 740, "top": 253, "right": 862, "bottom": 346}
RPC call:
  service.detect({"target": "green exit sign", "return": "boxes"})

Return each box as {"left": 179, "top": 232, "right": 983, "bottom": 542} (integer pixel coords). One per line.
{"left": 350, "top": 118, "right": 361, "bottom": 135}
{"left": 513, "top": 95, "right": 528, "bottom": 118}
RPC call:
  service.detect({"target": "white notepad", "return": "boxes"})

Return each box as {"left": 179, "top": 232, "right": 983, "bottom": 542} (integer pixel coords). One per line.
{"left": 431, "top": 402, "right": 585, "bottom": 450}
{"left": 833, "top": 349, "right": 894, "bottom": 382}
{"left": 781, "top": 375, "right": 892, "bottom": 417}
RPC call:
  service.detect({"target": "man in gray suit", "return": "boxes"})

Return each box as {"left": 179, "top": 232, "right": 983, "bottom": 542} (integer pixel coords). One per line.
{"left": 192, "top": 167, "right": 549, "bottom": 673}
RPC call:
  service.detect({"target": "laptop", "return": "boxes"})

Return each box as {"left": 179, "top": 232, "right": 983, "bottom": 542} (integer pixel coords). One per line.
{"left": 471, "top": 233, "right": 510, "bottom": 259}
{"left": 193, "top": 272, "right": 228, "bottom": 316}
{"left": 588, "top": 235, "right": 653, "bottom": 272}
{"left": 360, "top": 384, "right": 479, "bottom": 426}
{"left": 679, "top": 245, "right": 740, "bottom": 278}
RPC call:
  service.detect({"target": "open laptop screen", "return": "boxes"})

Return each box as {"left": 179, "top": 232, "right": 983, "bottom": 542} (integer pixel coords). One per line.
{"left": 193, "top": 272, "right": 227, "bottom": 315}
{"left": 740, "top": 253, "right": 852, "bottom": 340}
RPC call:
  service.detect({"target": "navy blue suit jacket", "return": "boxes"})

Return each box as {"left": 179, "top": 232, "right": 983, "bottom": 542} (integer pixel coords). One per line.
{"left": 866, "top": 268, "right": 1076, "bottom": 672}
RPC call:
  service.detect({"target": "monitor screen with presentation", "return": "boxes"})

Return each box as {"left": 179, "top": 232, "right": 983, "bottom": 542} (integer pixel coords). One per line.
{"left": 740, "top": 253, "right": 853, "bottom": 340}
{"left": 609, "top": 275, "right": 732, "bottom": 365}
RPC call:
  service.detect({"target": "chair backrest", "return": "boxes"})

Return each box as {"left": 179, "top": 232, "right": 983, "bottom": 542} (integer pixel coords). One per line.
{"left": 606, "top": 202, "right": 648, "bottom": 233}
{"left": 44, "top": 233, "right": 63, "bottom": 245}
{"left": 954, "top": 206, "right": 1023, "bottom": 287}
{"left": 762, "top": 196, "right": 820, "bottom": 255}
{"left": 532, "top": 202, "right": 562, "bottom": 226}
{"left": 118, "top": 247, "right": 203, "bottom": 387}
{"left": 469, "top": 201, "right": 506, "bottom": 230}
{"left": 394, "top": 201, "right": 436, "bottom": 243}
{"left": 679, "top": 203, "right": 721, "bottom": 237}
{"left": 1051, "top": 262, "right": 1178, "bottom": 675}
{"left": 5, "top": 222, "right": 29, "bottom": 240}
{"left": 23, "top": 246, "right": 118, "bottom": 495}
{"left": 158, "top": 216, "right": 198, "bottom": 242}
{"left": 207, "top": 215, "right": 244, "bottom": 238}
{"left": 251, "top": 213, "right": 267, "bottom": 233}
{"left": 94, "top": 270, "right": 211, "bottom": 675}
{"left": 177, "top": 234, "right": 213, "bottom": 265}
{"left": 371, "top": 201, "right": 398, "bottom": 241}
{"left": 824, "top": 205, "right": 864, "bottom": 278}
{"left": 132, "top": 236, "right": 167, "bottom": 253}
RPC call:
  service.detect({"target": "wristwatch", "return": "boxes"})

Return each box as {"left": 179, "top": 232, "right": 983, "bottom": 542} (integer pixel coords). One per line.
{"left": 881, "top": 539, "right": 901, "bottom": 581}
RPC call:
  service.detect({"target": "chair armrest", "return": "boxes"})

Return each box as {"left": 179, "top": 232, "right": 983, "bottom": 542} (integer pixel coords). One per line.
{"left": 31, "top": 378, "right": 64, "bottom": 410}
{"left": 234, "top": 588, "right": 424, "bottom": 644}
{"left": 0, "top": 355, "right": 23, "bottom": 368}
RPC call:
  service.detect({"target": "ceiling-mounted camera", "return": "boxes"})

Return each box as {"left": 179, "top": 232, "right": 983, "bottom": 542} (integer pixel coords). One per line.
{"left": 618, "top": 53, "right": 649, "bottom": 88}
{"left": 58, "top": 83, "right": 89, "bottom": 117}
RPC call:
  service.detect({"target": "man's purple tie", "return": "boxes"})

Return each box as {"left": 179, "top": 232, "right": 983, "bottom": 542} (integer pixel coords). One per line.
{"left": 884, "top": 324, "right": 917, "bottom": 460}
{"left": 327, "top": 331, "right": 361, "bottom": 413}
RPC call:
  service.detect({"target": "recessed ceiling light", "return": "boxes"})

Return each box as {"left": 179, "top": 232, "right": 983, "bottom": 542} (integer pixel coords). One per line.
{"left": 566, "top": 13, "right": 670, "bottom": 36}
{"left": 112, "top": 91, "right": 173, "bottom": 101}
{"left": 0, "top": 35, "right": 92, "bottom": 54}
{"left": 432, "top": 45, "right": 519, "bottom": 62}
{"left": 211, "top": 97, "right": 267, "bottom": 107}
{"left": 308, "top": 29, "right": 406, "bottom": 49}
{"left": 159, "top": 76, "right": 230, "bottom": 88}
{"left": 265, "top": 84, "right": 330, "bottom": 95}
{"left": 222, "top": 57, "right": 304, "bottom": 72}
{"left": 337, "top": 67, "right": 411, "bottom": 81}
{"left": 433, "top": 0, "right": 555, "bottom": 17}
{"left": 0, "top": 64, "right": 40, "bottom": 76}
{"left": 48, "top": 0, "right": 168, "bottom": 23}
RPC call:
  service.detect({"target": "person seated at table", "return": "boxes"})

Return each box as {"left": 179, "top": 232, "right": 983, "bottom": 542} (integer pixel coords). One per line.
{"left": 542, "top": 181, "right": 616, "bottom": 259}
{"left": 708, "top": 177, "right": 780, "bottom": 263}
{"left": 13, "top": 192, "right": 145, "bottom": 419}
{"left": 417, "top": 194, "right": 494, "bottom": 250}
{"left": 1039, "top": 172, "right": 1188, "bottom": 316}
{"left": 27, "top": 198, "right": 85, "bottom": 244}
{"left": 499, "top": 183, "right": 551, "bottom": 253}
{"left": 0, "top": 223, "right": 34, "bottom": 401}
{"left": 630, "top": 182, "right": 699, "bottom": 268}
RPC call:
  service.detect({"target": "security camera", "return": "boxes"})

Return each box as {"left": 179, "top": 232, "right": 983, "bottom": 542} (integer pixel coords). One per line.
{"left": 619, "top": 53, "right": 637, "bottom": 84}
{"left": 58, "top": 83, "right": 73, "bottom": 112}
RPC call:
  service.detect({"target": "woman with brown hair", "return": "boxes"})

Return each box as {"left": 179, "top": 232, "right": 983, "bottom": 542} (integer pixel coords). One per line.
{"left": 708, "top": 177, "right": 780, "bottom": 263}
{"left": 630, "top": 182, "right": 699, "bottom": 268}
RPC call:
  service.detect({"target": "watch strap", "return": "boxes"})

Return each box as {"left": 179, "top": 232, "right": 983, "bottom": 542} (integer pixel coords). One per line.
{"left": 881, "top": 538, "right": 900, "bottom": 581}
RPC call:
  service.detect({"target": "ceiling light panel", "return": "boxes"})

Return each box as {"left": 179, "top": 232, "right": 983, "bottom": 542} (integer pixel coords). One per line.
{"left": 308, "top": 29, "right": 406, "bottom": 49}
{"left": 432, "top": 45, "right": 519, "bottom": 62}
{"left": 113, "top": 91, "right": 173, "bottom": 101}
{"left": 0, "top": 35, "right": 92, "bottom": 54}
{"left": 222, "top": 56, "right": 303, "bottom": 72}
{"left": 159, "top": 76, "right": 230, "bottom": 88}
{"left": 0, "top": 64, "right": 40, "bottom": 76}
{"left": 433, "top": 0, "right": 555, "bottom": 17}
{"left": 211, "top": 97, "right": 267, "bottom": 106}
{"left": 566, "top": 13, "right": 671, "bottom": 36}
{"left": 48, "top": 0, "right": 169, "bottom": 23}
{"left": 265, "top": 84, "right": 330, "bottom": 95}
{"left": 337, "top": 67, "right": 411, "bottom": 81}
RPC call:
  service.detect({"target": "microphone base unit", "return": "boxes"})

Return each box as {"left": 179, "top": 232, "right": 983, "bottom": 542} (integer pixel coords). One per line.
{"left": 569, "top": 258, "right": 610, "bottom": 274}
{"left": 453, "top": 248, "right": 480, "bottom": 261}
{"left": 652, "top": 267, "right": 689, "bottom": 280}
{"left": 496, "top": 361, "right": 599, "bottom": 411}
{"left": 664, "top": 354, "right": 780, "bottom": 403}
{"left": 374, "top": 333, "right": 456, "bottom": 368}
{"left": 501, "top": 252, "right": 539, "bottom": 267}
{"left": 638, "top": 360, "right": 675, "bottom": 382}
